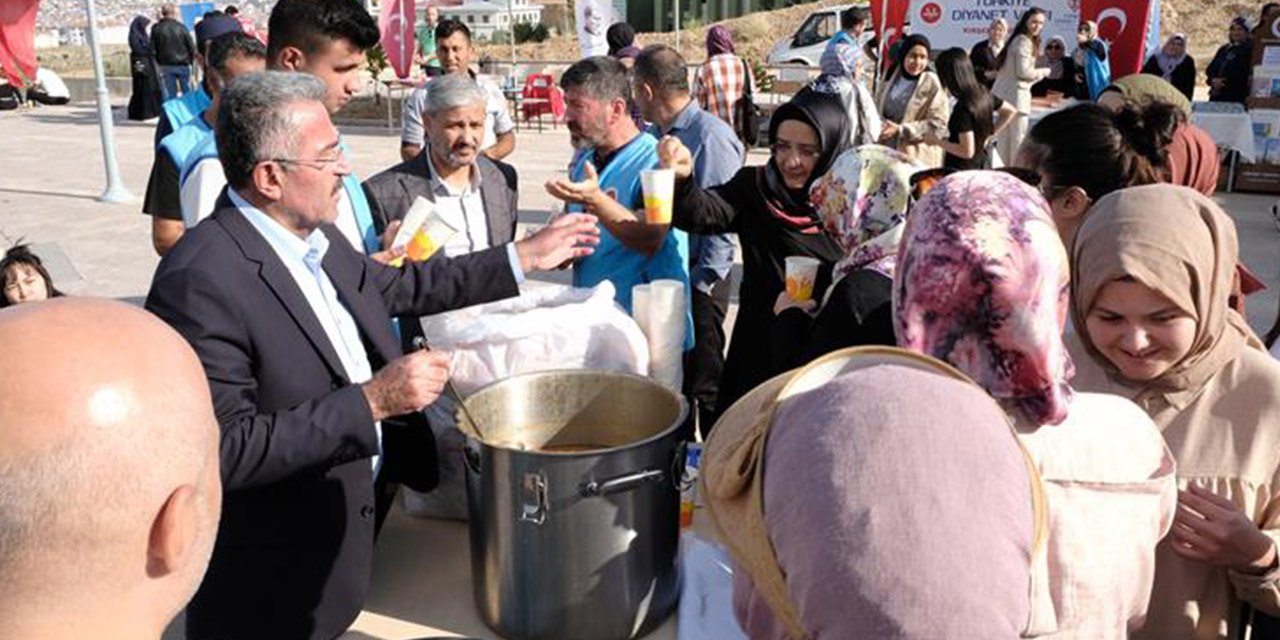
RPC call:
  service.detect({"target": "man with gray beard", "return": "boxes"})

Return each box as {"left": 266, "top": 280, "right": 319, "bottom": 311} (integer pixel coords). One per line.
{"left": 363, "top": 73, "right": 518, "bottom": 257}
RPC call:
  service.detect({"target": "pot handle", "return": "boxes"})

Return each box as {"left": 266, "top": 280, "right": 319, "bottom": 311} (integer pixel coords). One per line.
{"left": 580, "top": 468, "right": 666, "bottom": 497}
{"left": 520, "top": 472, "right": 549, "bottom": 525}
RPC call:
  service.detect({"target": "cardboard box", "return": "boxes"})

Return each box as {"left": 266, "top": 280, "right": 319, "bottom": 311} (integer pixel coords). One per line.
{"left": 1233, "top": 161, "right": 1280, "bottom": 194}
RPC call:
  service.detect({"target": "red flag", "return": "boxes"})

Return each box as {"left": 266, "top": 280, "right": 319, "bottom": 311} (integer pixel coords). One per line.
{"left": 0, "top": 0, "right": 39, "bottom": 88}
{"left": 379, "top": 0, "right": 416, "bottom": 80}
{"left": 869, "top": 0, "right": 910, "bottom": 46}
{"left": 869, "top": 0, "right": 910, "bottom": 72}
{"left": 1081, "top": 0, "right": 1152, "bottom": 76}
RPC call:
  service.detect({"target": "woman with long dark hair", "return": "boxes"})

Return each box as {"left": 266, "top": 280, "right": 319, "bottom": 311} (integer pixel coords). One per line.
{"left": 127, "top": 15, "right": 163, "bottom": 121}
{"left": 932, "top": 48, "right": 1018, "bottom": 170}
{"left": 992, "top": 8, "right": 1049, "bottom": 165}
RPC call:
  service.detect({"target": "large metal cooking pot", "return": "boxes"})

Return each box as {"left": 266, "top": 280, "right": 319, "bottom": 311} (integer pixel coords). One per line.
{"left": 459, "top": 370, "right": 688, "bottom": 640}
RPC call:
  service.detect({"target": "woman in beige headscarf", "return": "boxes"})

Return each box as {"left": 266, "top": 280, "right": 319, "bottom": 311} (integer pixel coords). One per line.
{"left": 1071, "top": 184, "right": 1280, "bottom": 639}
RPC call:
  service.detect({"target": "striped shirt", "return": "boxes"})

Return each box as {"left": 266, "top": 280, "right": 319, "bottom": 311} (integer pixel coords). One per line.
{"left": 693, "top": 53, "right": 753, "bottom": 130}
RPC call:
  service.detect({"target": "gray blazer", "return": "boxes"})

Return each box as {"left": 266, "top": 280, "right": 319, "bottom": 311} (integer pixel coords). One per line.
{"left": 361, "top": 152, "right": 519, "bottom": 249}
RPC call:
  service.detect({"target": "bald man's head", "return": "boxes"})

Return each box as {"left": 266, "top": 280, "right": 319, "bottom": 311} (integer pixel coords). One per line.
{"left": 0, "top": 299, "right": 221, "bottom": 638}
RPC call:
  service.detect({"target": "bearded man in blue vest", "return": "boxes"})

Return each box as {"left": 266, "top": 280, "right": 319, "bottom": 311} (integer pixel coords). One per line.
{"left": 545, "top": 56, "right": 695, "bottom": 353}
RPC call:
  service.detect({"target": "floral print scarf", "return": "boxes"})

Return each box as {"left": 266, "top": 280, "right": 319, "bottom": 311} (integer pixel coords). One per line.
{"left": 894, "top": 171, "right": 1075, "bottom": 425}
{"left": 809, "top": 145, "right": 921, "bottom": 282}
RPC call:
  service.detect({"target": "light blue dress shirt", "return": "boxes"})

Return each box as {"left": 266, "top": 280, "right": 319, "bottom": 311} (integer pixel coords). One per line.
{"left": 229, "top": 189, "right": 383, "bottom": 476}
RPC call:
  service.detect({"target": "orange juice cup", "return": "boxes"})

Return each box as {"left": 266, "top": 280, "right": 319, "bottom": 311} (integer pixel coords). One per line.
{"left": 785, "top": 256, "right": 820, "bottom": 302}
{"left": 641, "top": 168, "right": 674, "bottom": 225}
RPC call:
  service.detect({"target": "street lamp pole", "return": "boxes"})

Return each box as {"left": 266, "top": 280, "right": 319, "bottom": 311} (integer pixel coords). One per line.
{"left": 83, "top": 0, "right": 135, "bottom": 203}
{"left": 508, "top": 0, "right": 516, "bottom": 68}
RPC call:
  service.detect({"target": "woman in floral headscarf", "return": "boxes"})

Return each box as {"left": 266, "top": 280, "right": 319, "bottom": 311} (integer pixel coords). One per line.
{"left": 895, "top": 171, "right": 1177, "bottom": 638}
{"left": 770, "top": 145, "right": 916, "bottom": 370}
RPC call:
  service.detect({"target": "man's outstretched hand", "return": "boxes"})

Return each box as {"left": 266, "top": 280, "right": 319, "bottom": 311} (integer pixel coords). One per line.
{"left": 514, "top": 213, "right": 601, "bottom": 272}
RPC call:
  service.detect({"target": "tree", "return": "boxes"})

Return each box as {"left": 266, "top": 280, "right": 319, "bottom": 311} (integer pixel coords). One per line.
{"left": 365, "top": 43, "right": 389, "bottom": 105}
{"left": 513, "top": 22, "right": 550, "bottom": 44}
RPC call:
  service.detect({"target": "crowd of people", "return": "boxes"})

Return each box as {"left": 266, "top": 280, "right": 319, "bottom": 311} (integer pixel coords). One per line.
{"left": 6, "top": 2, "right": 1280, "bottom": 640}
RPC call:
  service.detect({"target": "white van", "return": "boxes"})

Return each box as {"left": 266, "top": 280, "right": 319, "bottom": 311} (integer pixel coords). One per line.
{"left": 765, "top": 3, "right": 869, "bottom": 67}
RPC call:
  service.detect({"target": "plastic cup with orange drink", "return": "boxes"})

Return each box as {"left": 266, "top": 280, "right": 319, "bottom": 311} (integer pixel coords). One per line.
{"left": 784, "top": 256, "right": 820, "bottom": 302}
{"left": 640, "top": 168, "right": 675, "bottom": 225}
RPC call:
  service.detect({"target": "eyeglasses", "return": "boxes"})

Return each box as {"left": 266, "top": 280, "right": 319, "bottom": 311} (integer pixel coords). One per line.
{"left": 264, "top": 150, "right": 348, "bottom": 172}
{"left": 770, "top": 141, "right": 822, "bottom": 160}
{"left": 1046, "top": 44, "right": 1064, "bottom": 50}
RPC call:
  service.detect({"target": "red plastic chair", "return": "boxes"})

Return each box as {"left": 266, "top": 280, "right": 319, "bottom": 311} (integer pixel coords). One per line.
{"left": 520, "top": 73, "right": 555, "bottom": 122}
{"left": 548, "top": 85, "right": 566, "bottom": 124}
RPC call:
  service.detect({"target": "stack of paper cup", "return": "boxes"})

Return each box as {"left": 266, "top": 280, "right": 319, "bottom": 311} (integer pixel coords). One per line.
{"left": 641, "top": 168, "right": 675, "bottom": 225}
{"left": 631, "top": 280, "right": 685, "bottom": 389}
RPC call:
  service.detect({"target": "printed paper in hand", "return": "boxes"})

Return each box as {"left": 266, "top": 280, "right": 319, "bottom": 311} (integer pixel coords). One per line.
{"left": 390, "top": 197, "right": 459, "bottom": 266}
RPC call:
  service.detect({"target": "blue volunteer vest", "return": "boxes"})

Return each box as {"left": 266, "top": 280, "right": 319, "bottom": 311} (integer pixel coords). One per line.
{"left": 159, "top": 113, "right": 212, "bottom": 177}
{"left": 161, "top": 85, "right": 212, "bottom": 135}
{"left": 569, "top": 133, "right": 694, "bottom": 351}
{"left": 176, "top": 121, "right": 218, "bottom": 187}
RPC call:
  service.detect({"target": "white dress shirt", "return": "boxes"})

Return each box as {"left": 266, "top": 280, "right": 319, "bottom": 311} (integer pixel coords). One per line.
{"left": 230, "top": 189, "right": 382, "bottom": 475}
{"left": 424, "top": 151, "right": 491, "bottom": 256}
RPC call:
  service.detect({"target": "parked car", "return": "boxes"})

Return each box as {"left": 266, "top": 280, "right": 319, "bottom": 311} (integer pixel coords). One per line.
{"left": 766, "top": 3, "right": 869, "bottom": 67}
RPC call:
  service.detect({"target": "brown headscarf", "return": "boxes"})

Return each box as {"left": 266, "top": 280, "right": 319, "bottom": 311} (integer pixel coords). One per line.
{"left": 1164, "top": 123, "right": 1219, "bottom": 197}
{"left": 1070, "top": 184, "right": 1249, "bottom": 403}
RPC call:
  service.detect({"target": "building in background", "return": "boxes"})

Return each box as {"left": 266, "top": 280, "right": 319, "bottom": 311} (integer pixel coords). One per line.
{"left": 438, "top": 0, "right": 543, "bottom": 41}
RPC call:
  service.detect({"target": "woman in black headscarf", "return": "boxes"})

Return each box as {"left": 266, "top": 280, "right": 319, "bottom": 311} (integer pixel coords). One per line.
{"left": 1207, "top": 17, "right": 1253, "bottom": 104}
{"left": 658, "top": 91, "right": 850, "bottom": 418}
{"left": 127, "top": 15, "right": 162, "bottom": 120}
{"left": 874, "top": 34, "right": 949, "bottom": 167}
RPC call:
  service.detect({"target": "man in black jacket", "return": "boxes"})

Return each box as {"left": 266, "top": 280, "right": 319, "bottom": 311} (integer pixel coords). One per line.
{"left": 151, "top": 4, "right": 197, "bottom": 99}
{"left": 147, "top": 71, "right": 598, "bottom": 640}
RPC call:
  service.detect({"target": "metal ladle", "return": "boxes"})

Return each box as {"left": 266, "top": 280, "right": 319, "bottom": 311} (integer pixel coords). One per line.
{"left": 411, "top": 337, "right": 505, "bottom": 447}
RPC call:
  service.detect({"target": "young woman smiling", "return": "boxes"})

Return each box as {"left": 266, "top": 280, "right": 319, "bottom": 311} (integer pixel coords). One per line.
{"left": 1070, "top": 184, "right": 1280, "bottom": 639}
{"left": 875, "top": 34, "right": 949, "bottom": 168}
{"left": 659, "top": 91, "right": 849, "bottom": 418}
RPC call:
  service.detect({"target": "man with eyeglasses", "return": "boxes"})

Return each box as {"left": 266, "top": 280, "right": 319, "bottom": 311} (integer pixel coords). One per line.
{"left": 145, "top": 70, "right": 600, "bottom": 640}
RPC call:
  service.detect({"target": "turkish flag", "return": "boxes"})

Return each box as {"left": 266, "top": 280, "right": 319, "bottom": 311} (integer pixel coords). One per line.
{"left": 0, "top": 0, "right": 39, "bottom": 88}
{"left": 1081, "top": 0, "right": 1152, "bottom": 76}
{"left": 870, "top": 0, "right": 910, "bottom": 71}
{"left": 379, "top": 0, "right": 416, "bottom": 80}
{"left": 870, "top": 0, "right": 910, "bottom": 44}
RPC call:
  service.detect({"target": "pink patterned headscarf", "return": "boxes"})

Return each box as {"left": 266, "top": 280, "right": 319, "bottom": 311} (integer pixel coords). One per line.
{"left": 809, "top": 145, "right": 922, "bottom": 283}
{"left": 893, "top": 171, "right": 1075, "bottom": 425}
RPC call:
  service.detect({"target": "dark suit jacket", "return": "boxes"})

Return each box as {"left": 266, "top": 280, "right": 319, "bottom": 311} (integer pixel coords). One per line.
{"left": 145, "top": 193, "right": 519, "bottom": 640}
{"left": 361, "top": 151, "right": 519, "bottom": 248}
